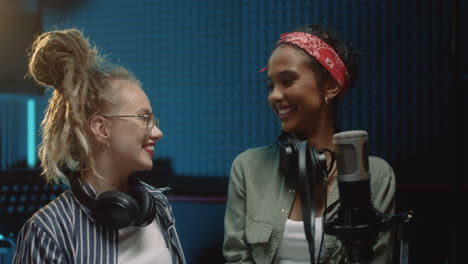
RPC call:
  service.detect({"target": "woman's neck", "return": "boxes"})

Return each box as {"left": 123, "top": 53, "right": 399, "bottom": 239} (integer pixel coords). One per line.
{"left": 304, "top": 113, "right": 338, "bottom": 186}
{"left": 304, "top": 112, "right": 336, "bottom": 152}
{"left": 83, "top": 156, "right": 131, "bottom": 193}
{"left": 296, "top": 104, "right": 336, "bottom": 150}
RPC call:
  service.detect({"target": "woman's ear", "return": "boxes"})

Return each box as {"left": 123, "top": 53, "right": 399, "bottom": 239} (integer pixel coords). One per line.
{"left": 325, "top": 78, "right": 340, "bottom": 101}
{"left": 89, "top": 115, "right": 110, "bottom": 143}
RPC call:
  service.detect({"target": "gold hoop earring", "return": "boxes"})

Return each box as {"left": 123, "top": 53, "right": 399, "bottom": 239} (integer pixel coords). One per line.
{"left": 100, "top": 141, "right": 110, "bottom": 156}
{"left": 325, "top": 97, "right": 329, "bottom": 104}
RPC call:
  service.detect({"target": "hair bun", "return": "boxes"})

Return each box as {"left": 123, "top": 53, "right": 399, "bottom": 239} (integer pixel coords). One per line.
{"left": 28, "top": 29, "right": 97, "bottom": 90}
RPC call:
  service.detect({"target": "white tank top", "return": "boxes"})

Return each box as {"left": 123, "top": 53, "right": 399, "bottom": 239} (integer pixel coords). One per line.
{"left": 118, "top": 219, "right": 173, "bottom": 264}
{"left": 276, "top": 217, "right": 326, "bottom": 264}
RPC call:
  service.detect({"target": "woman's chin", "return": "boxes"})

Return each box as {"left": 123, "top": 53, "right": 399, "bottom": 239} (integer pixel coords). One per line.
{"left": 280, "top": 123, "right": 308, "bottom": 140}
{"left": 135, "top": 159, "right": 153, "bottom": 172}
{"left": 142, "top": 163, "right": 153, "bottom": 171}
{"left": 280, "top": 120, "right": 296, "bottom": 133}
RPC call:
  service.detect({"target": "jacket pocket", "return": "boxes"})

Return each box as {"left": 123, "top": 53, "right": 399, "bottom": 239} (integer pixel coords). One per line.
{"left": 245, "top": 216, "right": 274, "bottom": 244}
{"left": 245, "top": 216, "right": 275, "bottom": 263}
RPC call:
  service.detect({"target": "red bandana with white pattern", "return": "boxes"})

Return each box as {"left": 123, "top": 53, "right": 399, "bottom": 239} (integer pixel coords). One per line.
{"left": 261, "top": 32, "right": 350, "bottom": 99}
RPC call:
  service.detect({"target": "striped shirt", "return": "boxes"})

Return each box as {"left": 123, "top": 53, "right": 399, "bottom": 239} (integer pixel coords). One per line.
{"left": 13, "top": 181, "right": 186, "bottom": 264}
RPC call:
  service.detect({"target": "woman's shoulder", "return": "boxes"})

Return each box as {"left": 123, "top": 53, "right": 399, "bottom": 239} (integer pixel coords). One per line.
{"left": 368, "top": 156, "right": 396, "bottom": 199}
{"left": 229, "top": 145, "right": 281, "bottom": 186}
{"left": 21, "top": 190, "right": 75, "bottom": 236}
{"left": 233, "top": 144, "right": 279, "bottom": 165}
{"left": 369, "top": 156, "right": 394, "bottom": 178}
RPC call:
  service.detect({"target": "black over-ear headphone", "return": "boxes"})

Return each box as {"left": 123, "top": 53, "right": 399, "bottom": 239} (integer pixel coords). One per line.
{"left": 278, "top": 132, "right": 335, "bottom": 185}
{"left": 69, "top": 174, "right": 156, "bottom": 229}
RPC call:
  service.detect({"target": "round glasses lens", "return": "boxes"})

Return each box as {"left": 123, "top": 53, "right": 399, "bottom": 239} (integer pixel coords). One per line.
{"left": 146, "top": 114, "right": 158, "bottom": 135}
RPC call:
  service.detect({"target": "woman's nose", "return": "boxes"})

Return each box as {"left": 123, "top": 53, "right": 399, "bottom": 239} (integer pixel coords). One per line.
{"left": 150, "top": 125, "right": 163, "bottom": 140}
{"left": 268, "top": 86, "right": 283, "bottom": 104}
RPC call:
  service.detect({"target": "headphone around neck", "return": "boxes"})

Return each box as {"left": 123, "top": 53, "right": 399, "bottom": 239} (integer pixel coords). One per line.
{"left": 277, "top": 132, "right": 335, "bottom": 185}
{"left": 69, "top": 174, "right": 156, "bottom": 229}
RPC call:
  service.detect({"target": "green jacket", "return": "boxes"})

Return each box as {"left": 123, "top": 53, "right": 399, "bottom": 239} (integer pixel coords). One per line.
{"left": 223, "top": 144, "right": 396, "bottom": 264}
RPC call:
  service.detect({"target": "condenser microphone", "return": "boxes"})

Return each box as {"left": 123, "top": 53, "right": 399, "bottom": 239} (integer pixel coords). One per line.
{"left": 334, "top": 130, "right": 371, "bottom": 215}
{"left": 325, "top": 130, "right": 388, "bottom": 263}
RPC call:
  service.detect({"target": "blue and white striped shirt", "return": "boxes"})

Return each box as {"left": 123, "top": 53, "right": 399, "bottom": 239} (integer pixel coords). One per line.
{"left": 13, "top": 182, "right": 186, "bottom": 264}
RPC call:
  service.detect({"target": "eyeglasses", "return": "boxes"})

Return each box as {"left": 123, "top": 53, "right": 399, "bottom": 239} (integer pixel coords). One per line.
{"left": 103, "top": 113, "right": 159, "bottom": 136}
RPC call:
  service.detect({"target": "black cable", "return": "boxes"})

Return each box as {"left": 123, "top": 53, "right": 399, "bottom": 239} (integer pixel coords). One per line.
{"left": 298, "top": 142, "right": 316, "bottom": 264}
{"left": 317, "top": 184, "right": 327, "bottom": 263}
{"left": 317, "top": 153, "right": 336, "bottom": 264}
{"left": 298, "top": 143, "right": 337, "bottom": 264}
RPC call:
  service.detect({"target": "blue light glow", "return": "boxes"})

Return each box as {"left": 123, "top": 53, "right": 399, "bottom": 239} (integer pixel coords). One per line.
{"left": 27, "top": 99, "right": 36, "bottom": 168}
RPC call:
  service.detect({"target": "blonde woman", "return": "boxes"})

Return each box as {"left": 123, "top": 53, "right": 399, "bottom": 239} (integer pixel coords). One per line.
{"left": 13, "top": 29, "right": 185, "bottom": 264}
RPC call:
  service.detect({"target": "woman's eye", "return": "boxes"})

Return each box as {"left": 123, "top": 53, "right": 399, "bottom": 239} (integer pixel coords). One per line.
{"left": 283, "top": 79, "right": 294, "bottom": 86}
{"left": 265, "top": 79, "right": 274, "bottom": 92}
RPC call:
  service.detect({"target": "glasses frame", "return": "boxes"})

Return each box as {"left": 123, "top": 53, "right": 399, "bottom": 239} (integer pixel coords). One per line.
{"left": 102, "top": 113, "right": 159, "bottom": 136}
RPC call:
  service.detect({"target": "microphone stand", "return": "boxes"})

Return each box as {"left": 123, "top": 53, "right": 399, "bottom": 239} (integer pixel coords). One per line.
{"left": 324, "top": 193, "right": 413, "bottom": 264}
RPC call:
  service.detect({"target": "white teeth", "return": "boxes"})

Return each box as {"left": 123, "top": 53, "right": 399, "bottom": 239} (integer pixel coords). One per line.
{"left": 146, "top": 146, "right": 154, "bottom": 151}
{"left": 278, "top": 108, "right": 293, "bottom": 115}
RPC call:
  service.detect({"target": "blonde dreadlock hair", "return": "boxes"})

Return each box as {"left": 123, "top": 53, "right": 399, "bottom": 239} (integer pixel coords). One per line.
{"left": 29, "top": 29, "right": 139, "bottom": 183}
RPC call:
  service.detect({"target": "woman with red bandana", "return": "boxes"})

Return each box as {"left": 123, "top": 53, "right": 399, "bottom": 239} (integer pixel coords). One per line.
{"left": 223, "top": 25, "right": 395, "bottom": 264}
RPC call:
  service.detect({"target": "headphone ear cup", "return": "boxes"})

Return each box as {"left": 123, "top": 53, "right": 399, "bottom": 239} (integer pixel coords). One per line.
{"left": 307, "top": 147, "right": 329, "bottom": 185}
{"left": 94, "top": 191, "right": 140, "bottom": 229}
{"left": 279, "top": 142, "right": 289, "bottom": 172}
{"left": 129, "top": 185, "right": 155, "bottom": 227}
{"left": 279, "top": 136, "right": 300, "bottom": 174}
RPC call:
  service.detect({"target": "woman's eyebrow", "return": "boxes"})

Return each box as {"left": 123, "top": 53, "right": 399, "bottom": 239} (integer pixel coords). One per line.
{"left": 136, "top": 108, "right": 151, "bottom": 114}
{"left": 267, "top": 70, "right": 297, "bottom": 81}
{"left": 277, "top": 70, "right": 297, "bottom": 78}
